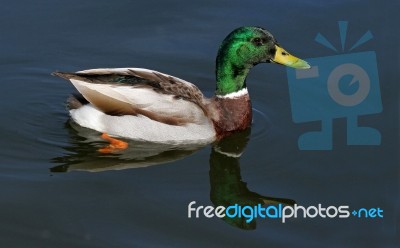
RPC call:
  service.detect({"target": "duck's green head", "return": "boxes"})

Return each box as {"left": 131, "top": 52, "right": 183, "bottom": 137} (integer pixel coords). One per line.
{"left": 216, "top": 26, "right": 310, "bottom": 96}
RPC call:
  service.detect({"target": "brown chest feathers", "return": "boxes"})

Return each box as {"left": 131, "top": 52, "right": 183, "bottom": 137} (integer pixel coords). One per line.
{"left": 209, "top": 94, "right": 252, "bottom": 138}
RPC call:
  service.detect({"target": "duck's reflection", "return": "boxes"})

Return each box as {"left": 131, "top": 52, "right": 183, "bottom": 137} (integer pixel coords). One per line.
{"left": 209, "top": 128, "right": 295, "bottom": 230}
{"left": 52, "top": 122, "right": 295, "bottom": 230}
{"left": 51, "top": 121, "right": 205, "bottom": 172}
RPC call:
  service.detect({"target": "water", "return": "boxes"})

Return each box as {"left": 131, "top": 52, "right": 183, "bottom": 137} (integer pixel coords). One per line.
{"left": 0, "top": 0, "right": 398, "bottom": 247}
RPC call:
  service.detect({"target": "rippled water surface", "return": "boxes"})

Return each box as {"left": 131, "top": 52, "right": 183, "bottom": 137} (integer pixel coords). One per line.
{"left": 0, "top": 0, "right": 398, "bottom": 247}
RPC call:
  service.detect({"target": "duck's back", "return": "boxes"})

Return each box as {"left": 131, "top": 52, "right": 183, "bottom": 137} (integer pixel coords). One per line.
{"left": 55, "top": 68, "right": 217, "bottom": 144}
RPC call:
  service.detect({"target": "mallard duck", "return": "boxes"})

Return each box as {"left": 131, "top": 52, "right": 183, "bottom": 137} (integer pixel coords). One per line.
{"left": 53, "top": 26, "right": 310, "bottom": 152}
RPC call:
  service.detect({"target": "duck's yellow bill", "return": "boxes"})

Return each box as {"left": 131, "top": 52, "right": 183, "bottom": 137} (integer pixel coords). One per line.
{"left": 272, "top": 45, "right": 310, "bottom": 69}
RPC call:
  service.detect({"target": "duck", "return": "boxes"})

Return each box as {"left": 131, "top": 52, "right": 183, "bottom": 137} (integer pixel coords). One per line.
{"left": 53, "top": 26, "right": 310, "bottom": 153}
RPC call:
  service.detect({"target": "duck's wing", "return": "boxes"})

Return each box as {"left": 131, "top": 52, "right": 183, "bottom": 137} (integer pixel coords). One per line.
{"left": 53, "top": 68, "right": 209, "bottom": 125}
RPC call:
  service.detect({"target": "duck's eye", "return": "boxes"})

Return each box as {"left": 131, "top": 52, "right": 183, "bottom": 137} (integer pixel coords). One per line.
{"left": 253, "top": 38, "right": 263, "bottom": 46}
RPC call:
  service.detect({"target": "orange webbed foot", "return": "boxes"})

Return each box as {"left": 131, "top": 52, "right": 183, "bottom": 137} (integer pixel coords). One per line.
{"left": 98, "top": 133, "right": 128, "bottom": 154}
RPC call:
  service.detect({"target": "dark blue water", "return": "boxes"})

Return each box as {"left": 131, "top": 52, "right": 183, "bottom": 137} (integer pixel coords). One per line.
{"left": 0, "top": 0, "right": 398, "bottom": 247}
